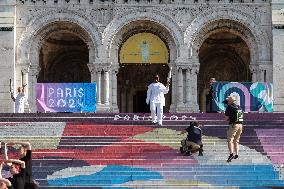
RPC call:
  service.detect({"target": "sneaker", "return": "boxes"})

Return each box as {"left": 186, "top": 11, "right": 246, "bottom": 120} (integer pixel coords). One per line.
{"left": 227, "top": 154, "right": 234, "bottom": 162}
{"left": 234, "top": 155, "right": 239, "bottom": 159}
{"left": 151, "top": 120, "right": 157, "bottom": 124}
{"left": 184, "top": 151, "right": 192, "bottom": 156}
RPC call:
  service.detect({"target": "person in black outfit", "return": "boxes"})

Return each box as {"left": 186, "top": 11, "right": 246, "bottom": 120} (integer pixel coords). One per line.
{"left": 206, "top": 78, "right": 216, "bottom": 113}
{"left": 4, "top": 142, "right": 38, "bottom": 189}
{"left": 224, "top": 96, "right": 244, "bottom": 162}
{"left": 180, "top": 121, "right": 203, "bottom": 156}
{"left": 6, "top": 159, "right": 25, "bottom": 189}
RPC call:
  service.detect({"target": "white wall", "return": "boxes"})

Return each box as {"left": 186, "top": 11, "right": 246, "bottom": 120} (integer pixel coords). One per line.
{"left": 0, "top": 3, "right": 15, "bottom": 112}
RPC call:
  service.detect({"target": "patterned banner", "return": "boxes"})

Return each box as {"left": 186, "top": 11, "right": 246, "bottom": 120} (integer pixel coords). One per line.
{"left": 36, "top": 83, "right": 96, "bottom": 113}
{"left": 212, "top": 82, "right": 273, "bottom": 112}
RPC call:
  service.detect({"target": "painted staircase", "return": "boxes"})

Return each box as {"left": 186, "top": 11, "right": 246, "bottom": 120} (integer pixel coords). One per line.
{"left": 0, "top": 113, "right": 284, "bottom": 188}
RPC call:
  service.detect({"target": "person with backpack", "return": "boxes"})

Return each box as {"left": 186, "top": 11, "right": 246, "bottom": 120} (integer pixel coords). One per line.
{"left": 179, "top": 121, "right": 203, "bottom": 156}
{"left": 224, "top": 96, "right": 244, "bottom": 162}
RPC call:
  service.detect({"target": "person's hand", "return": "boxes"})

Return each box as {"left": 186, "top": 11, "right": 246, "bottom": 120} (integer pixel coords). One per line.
{"left": 146, "top": 99, "right": 149, "bottom": 105}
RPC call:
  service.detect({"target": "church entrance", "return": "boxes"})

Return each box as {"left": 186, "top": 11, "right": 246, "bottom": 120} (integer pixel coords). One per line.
{"left": 117, "top": 32, "right": 171, "bottom": 113}
{"left": 197, "top": 24, "right": 251, "bottom": 112}
{"left": 117, "top": 64, "right": 170, "bottom": 113}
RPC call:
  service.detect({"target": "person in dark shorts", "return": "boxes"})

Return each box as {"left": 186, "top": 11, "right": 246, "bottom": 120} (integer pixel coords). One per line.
{"left": 224, "top": 96, "right": 244, "bottom": 162}
{"left": 180, "top": 121, "right": 203, "bottom": 156}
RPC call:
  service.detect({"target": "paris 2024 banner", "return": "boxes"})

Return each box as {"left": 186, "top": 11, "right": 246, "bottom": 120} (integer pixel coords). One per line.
{"left": 212, "top": 82, "right": 273, "bottom": 112}
{"left": 36, "top": 83, "right": 97, "bottom": 113}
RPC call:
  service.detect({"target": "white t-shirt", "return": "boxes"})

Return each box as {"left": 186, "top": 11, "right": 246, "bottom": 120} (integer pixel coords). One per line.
{"left": 146, "top": 82, "right": 169, "bottom": 106}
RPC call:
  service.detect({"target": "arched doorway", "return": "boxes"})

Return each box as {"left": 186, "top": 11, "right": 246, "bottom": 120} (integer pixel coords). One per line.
{"left": 37, "top": 22, "right": 90, "bottom": 83}
{"left": 118, "top": 32, "right": 170, "bottom": 113}
{"left": 198, "top": 30, "right": 251, "bottom": 112}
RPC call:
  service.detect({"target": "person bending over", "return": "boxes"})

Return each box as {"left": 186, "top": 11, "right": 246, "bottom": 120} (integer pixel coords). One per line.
{"left": 180, "top": 121, "right": 203, "bottom": 156}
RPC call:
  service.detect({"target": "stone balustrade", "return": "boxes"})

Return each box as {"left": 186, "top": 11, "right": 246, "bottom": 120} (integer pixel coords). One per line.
{"left": 16, "top": 0, "right": 270, "bottom": 5}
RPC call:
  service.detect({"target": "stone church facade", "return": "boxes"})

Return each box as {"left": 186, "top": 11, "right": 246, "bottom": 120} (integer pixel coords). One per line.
{"left": 0, "top": 0, "right": 282, "bottom": 113}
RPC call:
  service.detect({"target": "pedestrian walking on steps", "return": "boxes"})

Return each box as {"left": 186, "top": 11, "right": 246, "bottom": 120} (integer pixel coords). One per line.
{"left": 146, "top": 74, "right": 169, "bottom": 126}
{"left": 224, "top": 96, "right": 244, "bottom": 162}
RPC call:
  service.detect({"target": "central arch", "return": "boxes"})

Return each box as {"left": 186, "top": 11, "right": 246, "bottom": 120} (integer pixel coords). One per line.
{"left": 118, "top": 32, "right": 170, "bottom": 113}
{"left": 102, "top": 10, "right": 183, "bottom": 112}
{"left": 107, "top": 18, "right": 179, "bottom": 113}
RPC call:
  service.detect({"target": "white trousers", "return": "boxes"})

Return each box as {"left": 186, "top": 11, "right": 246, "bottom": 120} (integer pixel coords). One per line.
{"left": 150, "top": 102, "right": 163, "bottom": 125}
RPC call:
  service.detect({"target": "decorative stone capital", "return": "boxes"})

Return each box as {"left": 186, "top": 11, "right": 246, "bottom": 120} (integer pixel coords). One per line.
{"left": 29, "top": 65, "right": 40, "bottom": 77}
{"left": 249, "top": 64, "right": 259, "bottom": 73}
{"left": 111, "top": 64, "right": 120, "bottom": 74}
{"left": 189, "top": 63, "right": 200, "bottom": 75}
{"left": 95, "top": 62, "right": 112, "bottom": 72}
{"left": 175, "top": 57, "right": 189, "bottom": 69}
{"left": 18, "top": 64, "right": 30, "bottom": 74}
{"left": 87, "top": 63, "right": 97, "bottom": 74}
{"left": 17, "top": 59, "right": 31, "bottom": 74}
{"left": 258, "top": 61, "right": 272, "bottom": 72}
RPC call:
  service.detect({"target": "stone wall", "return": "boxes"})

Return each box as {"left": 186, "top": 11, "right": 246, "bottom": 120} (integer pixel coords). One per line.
{"left": 0, "top": 0, "right": 274, "bottom": 112}
{"left": 0, "top": 1, "right": 15, "bottom": 112}
{"left": 272, "top": 0, "right": 284, "bottom": 112}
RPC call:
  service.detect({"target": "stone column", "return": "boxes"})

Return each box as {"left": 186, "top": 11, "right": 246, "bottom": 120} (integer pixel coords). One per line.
{"left": 258, "top": 61, "right": 273, "bottom": 83}
{"left": 249, "top": 64, "right": 258, "bottom": 82}
{"left": 190, "top": 64, "right": 200, "bottom": 112}
{"left": 103, "top": 70, "right": 110, "bottom": 105}
{"left": 96, "top": 69, "right": 102, "bottom": 105}
{"left": 177, "top": 67, "right": 184, "bottom": 106}
{"left": 111, "top": 67, "right": 119, "bottom": 112}
{"left": 170, "top": 66, "right": 177, "bottom": 112}
{"left": 21, "top": 66, "right": 30, "bottom": 112}
{"left": 87, "top": 64, "right": 97, "bottom": 83}
{"left": 28, "top": 65, "right": 40, "bottom": 113}
{"left": 185, "top": 68, "right": 191, "bottom": 106}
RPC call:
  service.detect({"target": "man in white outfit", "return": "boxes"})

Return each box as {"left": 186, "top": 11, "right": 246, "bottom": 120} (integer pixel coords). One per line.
{"left": 11, "top": 86, "right": 28, "bottom": 113}
{"left": 146, "top": 74, "right": 169, "bottom": 126}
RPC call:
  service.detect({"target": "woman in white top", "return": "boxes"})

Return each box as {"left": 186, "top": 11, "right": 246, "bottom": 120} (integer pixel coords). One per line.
{"left": 146, "top": 74, "right": 169, "bottom": 126}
